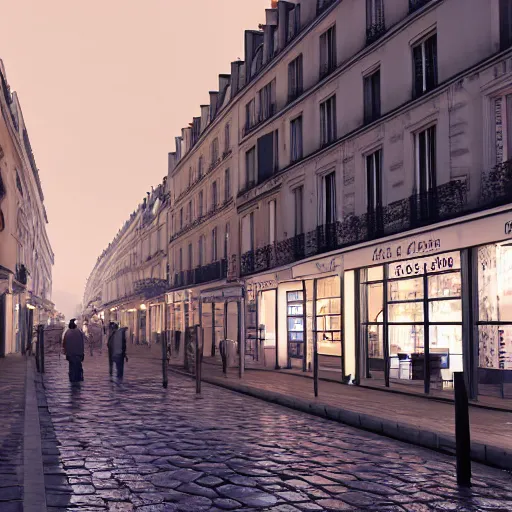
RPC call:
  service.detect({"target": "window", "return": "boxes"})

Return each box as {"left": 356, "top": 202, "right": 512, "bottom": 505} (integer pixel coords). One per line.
{"left": 211, "top": 227, "right": 218, "bottom": 262}
{"left": 188, "top": 243, "right": 193, "bottom": 270}
{"left": 198, "top": 235, "right": 205, "bottom": 266}
{"left": 257, "top": 130, "right": 279, "bottom": 182}
{"left": 211, "top": 138, "right": 219, "bottom": 166}
{"left": 246, "top": 146, "right": 256, "bottom": 188}
{"left": 16, "top": 170, "right": 23, "bottom": 196}
{"left": 290, "top": 116, "right": 303, "bottom": 163}
{"left": 500, "top": 0, "right": 512, "bottom": 50}
{"left": 294, "top": 186, "right": 304, "bottom": 236}
{"left": 179, "top": 208, "right": 183, "bottom": 229}
{"left": 288, "top": 55, "right": 303, "bottom": 103}
{"left": 269, "top": 200, "right": 276, "bottom": 244}
{"left": 415, "top": 126, "right": 436, "bottom": 194}
{"left": 245, "top": 99, "right": 256, "bottom": 132}
{"left": 198, "top": 190, "right": 204, "bottom": 217}
{"left": 187, "top": 200, "right": 193, "bottom": 224}
{"left": 320, "top": 25, "right": 336, "bottom": 78}
{"left": 188, "top": 167, "right": 193, "bottom": 187}
{"left": 366, "top": 149, "right": 383, "bottom": 235}
{"left": 224, "top": 168, "right": 231, "bottom": 201}
{"left": 224, "top": 123, "right": 230, "bottom": 153}
{"left": 320, "top": 95, "right": 337, "bottom": 146}
{"left": 364, "top": 69, "right": 381, "bottom": 123}
{"left": 211, "top": 181, "right": 218, "bottom": 209}
{"left": 323, "top": 171, "right": 337, "bottom": 225}
{"left": 242, "top": 212, "right": 255, "bottom": 253}
{"left": 413, "top": 33, "right": 437, "bottom": 98}
{"left": 366, "top": 0, "right": 385, "bottom": 44}
{"left": 258, "top": 80, "right": 276, "bottom": 122}
{"left": 179, "top": 248, "right": 183, "bottom": 271}
{"left": 224, "top": 223, "right": 230, "bottom": 259}
{"left": 198, "top": 156, "right": 203, "bottom": 178}
{"left": 492, "top": 92, "right": 512, "bottom": 165}
{"left": 171, "top": 214, "right": 175, "bottom": 235}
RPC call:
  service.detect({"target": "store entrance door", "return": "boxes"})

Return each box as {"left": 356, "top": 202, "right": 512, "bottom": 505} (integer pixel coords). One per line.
{"left": 287, "top": 290, "right": 305, "bottom": 368}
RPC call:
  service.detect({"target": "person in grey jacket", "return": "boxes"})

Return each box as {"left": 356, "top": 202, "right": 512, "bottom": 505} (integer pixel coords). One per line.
{"left": 62, "top": 319, "right": 85, "bottom": 383}
{"left": 108, "top": 323, "right": 128, "bottom": 379}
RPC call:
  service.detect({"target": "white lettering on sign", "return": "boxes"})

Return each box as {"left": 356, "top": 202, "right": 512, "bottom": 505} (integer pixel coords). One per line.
{"left": 389, "top": 251, "right": 460, "bottom": 278}
{"left": 315, "top": 257, "right": 342, "bottom": 273}
{"left": 505, "top": 221, "right": 512, "bottom": 236}
{"left": 372, "top": 237, "right": 441, "bottom": 262}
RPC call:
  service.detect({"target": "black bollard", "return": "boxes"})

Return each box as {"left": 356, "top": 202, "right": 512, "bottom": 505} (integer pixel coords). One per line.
{"left": 35, "top": 325, "right": 41, "bottom": 372}
{"left": 162, "top": 331, "right": 168, "bottom": 389}
{"left": 40, "top": 325, "right": 45, "bottom": 374}
{"left": 195, "top": 325, "right": 202, "bottom": 395}
{"left": 454, "top": 372, "right": 471, "bottom": 487}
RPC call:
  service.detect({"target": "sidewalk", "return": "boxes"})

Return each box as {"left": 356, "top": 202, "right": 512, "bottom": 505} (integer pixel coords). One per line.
{"left": 171, "top": 360, "right": 512, "bottom": 472}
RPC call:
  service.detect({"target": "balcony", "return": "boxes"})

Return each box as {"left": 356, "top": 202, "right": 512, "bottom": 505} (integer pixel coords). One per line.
{"left": 240, "top": 162, "right": 512, "bottom": 276}
{"left": 409, "top": 0, "right": 431, "bottom": 13}
{"left": 366, "top": 20, "right": 386, "bottom": 45}
{"left": 172, "top": 259, "right": 228, "bottom": 289}
{"left": 134, "top": 278, "right": 168, "bottom": 299}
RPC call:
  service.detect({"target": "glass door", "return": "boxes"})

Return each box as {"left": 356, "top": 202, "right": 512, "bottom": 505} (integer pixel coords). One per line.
{"left": 287, "top": 291, "right": 304, "bottom": 368}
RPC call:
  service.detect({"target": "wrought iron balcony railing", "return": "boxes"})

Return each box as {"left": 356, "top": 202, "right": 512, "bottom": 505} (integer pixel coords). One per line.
{"left": 134, "top": 278, "right": 168, "bottom": 299}
{"left": 172, "top": 259, "right": 228, "bottom": 289}
{"left": 366, "top": 20, "right": 386, "bottom": 45}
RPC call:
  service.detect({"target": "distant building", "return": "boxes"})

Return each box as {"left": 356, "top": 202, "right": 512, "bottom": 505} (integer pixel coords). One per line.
{"left": 0, "top": 60, "right": 55, "bottom": 355}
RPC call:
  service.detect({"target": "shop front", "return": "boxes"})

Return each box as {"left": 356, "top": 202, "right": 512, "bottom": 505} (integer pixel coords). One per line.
{"left": 344, "top": 208, "right": 512, "bottom": 402}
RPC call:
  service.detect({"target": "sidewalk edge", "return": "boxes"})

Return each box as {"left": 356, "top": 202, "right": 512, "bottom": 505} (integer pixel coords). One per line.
{"left": 169, "top": 367, "right": 512, "bottom": 472}
{"left": 23, "top": 357, "right": 47, "bottom": 512}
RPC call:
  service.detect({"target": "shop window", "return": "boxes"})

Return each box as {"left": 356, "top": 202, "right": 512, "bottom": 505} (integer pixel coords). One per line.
{"left": 477, "top": 242, "right": 512, "bottom": 397}
{"left": 287, "top": 291, "right": 305, "bottom": 367}
{"left": 316, "top": 276, "right": 342, "bottom": 359}
{"left": 412, "top": 32, "right": 437, "bottom": 98}
{"left": 361, "top": 251, "right": 462, "bottom": 392}
{"left": 492, "top": 93, "right": 512, "bottom": 165}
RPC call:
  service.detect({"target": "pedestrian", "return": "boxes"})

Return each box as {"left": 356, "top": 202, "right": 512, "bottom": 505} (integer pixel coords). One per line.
{"left": 62, "top": 319, "right": 85, "bottom": 384}
{"left": 108, "top": 323, "right": 128, "bottom": 379}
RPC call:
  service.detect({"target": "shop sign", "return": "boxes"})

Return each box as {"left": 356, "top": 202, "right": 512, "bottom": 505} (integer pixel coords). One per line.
{"left": 292, "top": 255, "right": 342, "bottom": 279}
{"left": 371, "top": 236, "right": 441, "bottom": 263}
{"left": 505, "top": 220, "right": 512, "bottom": 235}
{"left": 246, "top": 277, "right": 278, "bottom": 301}
{"left": 201, "top": 286, "right": 244, "bottom": 303}
{"left": 388, "top": 251, "right": 460, "bottom": 278}
{"left": 174, "top": 290, "right": 189, "bottom": 302}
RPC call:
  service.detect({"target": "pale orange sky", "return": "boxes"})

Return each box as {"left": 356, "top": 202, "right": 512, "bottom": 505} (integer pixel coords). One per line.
{"left": 0, "top": 0, "right": 269, "bottom": 319}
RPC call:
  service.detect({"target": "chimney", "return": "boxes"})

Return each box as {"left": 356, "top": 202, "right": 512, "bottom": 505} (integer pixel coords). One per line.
{"left": 209, "top": 91, "right": 219, "bottom": 121}
{"left": 244, "top": 30, "right": 264, "bottom": 84}
{"left": 200, "top": 105, "right": 210, "bottom": 133}
{"left": 278, "top": 1, "right": 293, "bottom": 51}
{"left": 230, "top": 61, "right": 244, "bottom": 98}
{"left": 175, "top": 137, "right": 182, "bottom": 160}
{"left": 266, "top": 7, "right": 278, "bottom": 25}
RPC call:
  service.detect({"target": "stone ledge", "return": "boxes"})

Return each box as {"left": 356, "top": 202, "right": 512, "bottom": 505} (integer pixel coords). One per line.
{"left": 169, "top": 368, "right": 512, "bottom": 472}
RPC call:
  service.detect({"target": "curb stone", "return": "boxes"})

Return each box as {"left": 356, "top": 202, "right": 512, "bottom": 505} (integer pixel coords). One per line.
{"left": 168, "top": 367, "right": 512, "bottom": 472}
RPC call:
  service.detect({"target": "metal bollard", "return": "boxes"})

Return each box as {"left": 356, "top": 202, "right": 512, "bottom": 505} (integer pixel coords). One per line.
{"left": 162, "top": 331, "right": 168, "bottom": 389}
{"left": 35, "top": 325, "right": 41, "bottom": 373}
{"left": 195, "top": 325, "right": 203, "bottom": 395}
{"left": 454, "top": 372, "right": 471, "bottom": 487}
{"left": 39, "top": 324, "right": 45, "bottom": 374}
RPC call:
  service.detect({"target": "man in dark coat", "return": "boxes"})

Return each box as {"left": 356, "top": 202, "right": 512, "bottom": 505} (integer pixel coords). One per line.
{"left": 62, "top": 319, "right": 85, "bottom": 383}
{"left": 108, "top": 323, "right": 127, "bottom": 379}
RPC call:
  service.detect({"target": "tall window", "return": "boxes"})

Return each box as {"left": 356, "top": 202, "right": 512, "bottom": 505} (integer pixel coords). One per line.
{"left": 258, "top": 80, "right": 276, "bottom": 122}
{"left": 294, "top": 186, "right": 304, "bottom": 236}
{"left": 415, "top": 126, "right": 437, "bottom": 195}
{"left": 320, "top": 25, "right": 336, "bottom": 78}
{"left": 211, "top": 138, "right": 219, "bottom": 165}
{"left": 366, "top": 0, "right": 385, "bottom": 44}
{"left": 323, "top": 171, "right": 337, "bottom": 225}
{"left": 290, "top": 116, "right": 303, "bottom": 163}
{"left": 492, "top": 92, "right": 512, "bottom": 165}
{"left": 257, "top": 131, "right": 279, "bottom": 182}
{"left": 187, "top": 200, "right": 193, "bottom": 223}
{"left": 500, "top": 0, "right": 512, "bottom": 50}
{"left": 224, "top": 223, "right": 230, "bottom": 259}
{"left": 246, "top": 98, "right": 256, "bottom": 132}
{"left": 188, "top": 243, "right": 193, "bottom": 270}
{"left": 198, "top": 235, "right": 205, "bottom": 266}
{"left": 366, "top": 149, "right": 383, "bottom": 235}
{"left": 246, "top": 146, "right": 256, "bottom": 188}
{"left": 288, "top": 54, "right": 303, "bottom": 102}
{"left": 188, "top": 167, "right": 193, "bottom": 187}
{"left": 198, "top": 156, "right": 203, "bottom": 178}
{"left": 211, "top": 181, "right": 218, "bottom": 209}
{"left": 198, "top": 190, "right": 204, "bottom": 217}
{"left": 211, "top": 227, "right": 218, "bottom": 262}
{"left": 269, "top": 200, "right": 276, "bottom": 244}
{"left": 179, "top": 248, "right": 183, "bottom": 271}
{"left": 364, "top": 69, "right": 381, "bottom": 123}
{"left": 224, "top": 168, "right": 231, "bottom": 201}
{"left": 320, "top": 95, "right": 337, "bottom": 147}
{"left": 224, "top": 123, "right": 231, "bottom": 153}
{"left": 413, "top": 33, "right": 437, "bottom": 98}
{"left": 179, "top": 208, "right": 183, "bottom": 229}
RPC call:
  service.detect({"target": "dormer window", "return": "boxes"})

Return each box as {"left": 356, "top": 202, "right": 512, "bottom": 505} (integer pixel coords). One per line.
{"left": 287, "top": 4, "right": 301, "bottom": 42}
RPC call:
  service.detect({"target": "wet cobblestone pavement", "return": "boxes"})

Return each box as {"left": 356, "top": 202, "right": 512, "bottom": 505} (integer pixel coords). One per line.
{"left": 38, "top": 347, "right": 512, "bottom": 511}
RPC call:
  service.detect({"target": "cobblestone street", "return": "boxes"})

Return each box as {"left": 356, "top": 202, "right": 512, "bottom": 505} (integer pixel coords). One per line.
{"left": 37, "top": 347, "right": 512, "bottom": 511}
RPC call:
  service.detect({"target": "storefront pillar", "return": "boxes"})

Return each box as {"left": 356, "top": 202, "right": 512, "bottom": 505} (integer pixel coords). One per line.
{"left": 301, "top": 280, "right": 307, "bottom": 373}
{"left": 274, "top": 288, "right": 279, "bottom": 370}
{"left": 223, "top": 300, "right": 228, "bottom": 339}
{"left": 211, "top": 302, "right": 215, "bottom": 357}
{"left": 382, "top": 266, "right": 390, "bottom": 389}
{"left": 312, "top": 279, "right": 318, "bottom": 397}
{"left": 354, "top": 270, "right": 361, "bottom": 385}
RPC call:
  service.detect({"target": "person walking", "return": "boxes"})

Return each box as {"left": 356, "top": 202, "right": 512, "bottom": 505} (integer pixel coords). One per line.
{"left": 62, "top": 319, "right": 85, "bottom": 384}
{"left": 108, "top": 323, "right": 128, "bottom": 379}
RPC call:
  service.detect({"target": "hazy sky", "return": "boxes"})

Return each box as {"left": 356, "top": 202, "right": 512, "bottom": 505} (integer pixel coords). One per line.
{"left": 0, "top": 0, "right": 269, "bottom": 319}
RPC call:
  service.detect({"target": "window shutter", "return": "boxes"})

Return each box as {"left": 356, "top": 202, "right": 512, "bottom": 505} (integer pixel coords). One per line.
{"left": 425, "top": 34, "right": 438, "bottom": 91}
